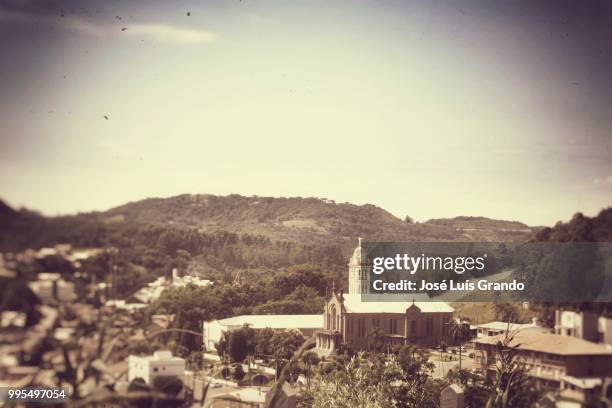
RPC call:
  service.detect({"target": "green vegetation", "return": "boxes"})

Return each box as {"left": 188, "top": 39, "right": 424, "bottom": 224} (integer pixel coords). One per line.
{"left": 516, "top": 209, "right": 612, "bottom": 325}
{"left": 301, "top": 346, "right": 443, "bottom": 408}
{"left": 0, "top": 195, "right": 535, "bottom": 256}
{"left": 144, "top": 264, "right": 325, "bottom": 356}
{"left": 214, "top": 324, "right": 305, "bottom": 363}
{"left": 484, "top": 331, "right": 542, "bottom": 408}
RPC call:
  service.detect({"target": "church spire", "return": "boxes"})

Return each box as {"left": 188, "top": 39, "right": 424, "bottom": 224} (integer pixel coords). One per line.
{"left": 348, "top": 238, "right": 371, "bottom": 294}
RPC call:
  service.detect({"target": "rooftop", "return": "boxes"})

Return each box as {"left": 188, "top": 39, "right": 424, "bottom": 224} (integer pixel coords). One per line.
{"left": 562, "top": 375, "right": 602, "bottom": 389}
{"left": 474, "top": 330, "right": 612, "bottom": 356}
{"left": 342, "top": 293, "right": 454, "bottom": 314}
{"left": 216, "top": 314, "right": 323, "bottom": 329}
{"left": 130, "top": 350, "right": 185, "bottom": 363}
{"left": 473, "top": 321, "right": 538, "bottom": 331}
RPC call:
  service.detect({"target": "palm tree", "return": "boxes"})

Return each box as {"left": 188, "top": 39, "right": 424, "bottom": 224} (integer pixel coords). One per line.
{"left": 448, "top": 319, "right": 471, "bottom": 372}
{"left": 485, "top": 330, "right": 540, "bottom": 408}
{"left": 302, "top": 351, "right": 320, "bottom": 390}
{"left": 266, "top": 336, "right": 316, "bottom": 408}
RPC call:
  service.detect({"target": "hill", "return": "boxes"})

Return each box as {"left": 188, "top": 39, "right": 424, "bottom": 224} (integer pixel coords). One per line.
{"left": 533, "top": 208, "right": 612, "bottom": 242}
{"left": 424, "top": 216, "right": 530, "bottom": 231}
{"left": 98, "top": 194, "right": 536, "bottom": 247}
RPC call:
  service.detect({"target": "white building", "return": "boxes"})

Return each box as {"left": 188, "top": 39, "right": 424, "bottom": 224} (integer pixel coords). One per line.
{"left": 171, "top": 268, "right": 212, "bottom": 288}
{"left": 28, "top": 273, "right": 77, "bottom": 304}
{"left": 473, "top": 319, "right": 542, "bottom": 338}
{"left": 132, "top": 270, "right": 212, "bottom": 304}
{"left": 133, "top": 277, "right": 167, "bottom": 304}
{"left": 203, "top": 315, "right": 323, "bottom": 351}
{"left": 128, "top": 350, "right": 186, "bottom": 385}
{"left": 104, "top": 300, "right": 147, "bottom": 312}
{"left": 555, "top": 309, "right": 612, "bottom": 345}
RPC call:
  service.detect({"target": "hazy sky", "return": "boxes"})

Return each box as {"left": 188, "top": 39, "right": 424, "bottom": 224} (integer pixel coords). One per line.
{"left": 1, "top": 0, "right": 611, "bottom": 226}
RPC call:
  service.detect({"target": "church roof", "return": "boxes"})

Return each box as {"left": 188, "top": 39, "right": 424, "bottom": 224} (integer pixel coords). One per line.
{"left": 341, "top": 293, "right": 454, "bottom": 314}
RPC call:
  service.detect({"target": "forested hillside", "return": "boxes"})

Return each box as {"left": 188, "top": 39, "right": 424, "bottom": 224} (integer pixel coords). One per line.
{"left": 533, "top": 208, "right": 612, "bottom": 242}
{"left": 1, "top": 194, "right": 538, "bottom": 253}
{"left": 99, "top": 194, "right": 536, "bottom": 245}
{"left": 516, "top": 208, "right": 612, "bottom": 325}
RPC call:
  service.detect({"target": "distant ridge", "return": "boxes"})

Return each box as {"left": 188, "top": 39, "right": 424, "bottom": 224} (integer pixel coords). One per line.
{"left": 0, "top": 193, "right": 542, "bottom": 251}
{"left": 98, "top": 194, "right": 536, "bottom": 245}
{"left": 424, "top": 216, "right": 530, "bottom": 231}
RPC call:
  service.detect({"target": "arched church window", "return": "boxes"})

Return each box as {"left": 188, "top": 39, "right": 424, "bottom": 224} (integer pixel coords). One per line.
{"left": 331, "top": 306, "right": 337, "bottom": 331}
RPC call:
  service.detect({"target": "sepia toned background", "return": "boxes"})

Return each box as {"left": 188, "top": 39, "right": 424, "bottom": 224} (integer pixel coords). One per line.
{"left": 1, "top": 0, "right": 611, "bottom": 225}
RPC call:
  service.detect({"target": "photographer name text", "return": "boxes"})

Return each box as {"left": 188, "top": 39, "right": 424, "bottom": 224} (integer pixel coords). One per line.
{"left": 372, "top": 279, "right": 525, "bottom": 292}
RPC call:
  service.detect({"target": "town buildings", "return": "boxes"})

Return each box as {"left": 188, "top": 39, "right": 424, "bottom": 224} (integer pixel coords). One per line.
{"left": 555, "top": 309, "right": 612, "bottom": 345}
{"left": 473, "top": 328, "right": 612, "bottom": 403}
{"left": 171, "top": 268, "right": 212, "bottom": 288}
{"left": 315, "top": 239, "right": 454, "bottom": 354}
{"left": 28, "top": 273, "right": 77, "bottom": 304}
{"left": 128, "top": 350, "right": 186, "bottom": 386}
{"left": 473, "top": 319, "right": 543, "bottom": 338}
{"left": 203, "top": 315, "right": 323, "bottom": 351}
{"left": 133, "top": 269, "right": 212, "bottom": 304}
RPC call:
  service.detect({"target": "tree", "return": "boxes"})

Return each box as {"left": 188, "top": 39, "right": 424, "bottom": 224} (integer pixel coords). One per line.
{"left": 252, "top": 299, "right": 306, "bottom": 314}
{"left": 255, "top": 327, "right": 275, "bottom": 358}
{"left": 126, "top": 378, "right": 152, "bottom": 408}
{"left": 485, "top": 331, "right": 541, "bottom": 408}
{"left": 494, "top": 302, "right": 519, "bottom": 322}
{"left": 270, "top": 329, "right": 305, "bottom": 360}
{"left": 306, "top": 352, "right": 407, "bottom": 407}
{"left": 396, "top": 344, "right": 434, "bottom": 379}
{"left": 152, "top": 376, "right": 183, "bottom": 396}
{"left": 0, "top": 277, "right": 41, "bottom": 326}
{"left": 302, "top": 351, "right": 320, "bottom": 389}
{"left": 220, "top": 366, "right": 230, "bottom": 379}
{"left": 187, "top": 351, "right": 203, "bottom": 371}
{"left": 233, "top": 364, "right": 246, "bottom": 381}
{"left": 448, "top": 319, "right": 471, "bottom": 371}
{"left": 394, "top": 345, "right": 438, "bottom": 407}
{"left": 216, "top": 325, "right": 256, "bottom": 363}
{"left": 367, "top": 327, "right": 385, "bottom": 352}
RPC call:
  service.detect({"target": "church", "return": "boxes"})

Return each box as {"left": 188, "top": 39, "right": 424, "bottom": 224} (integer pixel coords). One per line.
{"left": 315, "top": 239, "right": 454, "bottom": 354}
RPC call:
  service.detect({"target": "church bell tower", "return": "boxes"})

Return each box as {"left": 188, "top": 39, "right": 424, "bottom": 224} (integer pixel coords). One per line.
{"left": 348, "top": 238, "right": 371, "bottom": 294}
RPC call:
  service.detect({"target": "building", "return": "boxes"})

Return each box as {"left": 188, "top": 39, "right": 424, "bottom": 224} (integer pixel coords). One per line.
{"left": 473, "top": 329, "right": 612, "bottom": 390}
{"left": 559, "top": 376, "right": 603, "bottom": 404}
{"left": 264, "top": 382, "right": 299, "bottom": 408}
{"left": 128, "top": 350, "right": 185, "bottom": 385}
{"left": 132, "top": 270, "right": 212, "bottom": 304}
{"left": 28, "top": 273, "right": 77, "bottom": 304}
{"left": 104, "top": 300, "right": 148, "bottom": 312}
{"left": 555, "top": 309, "right": 612, "bottom": 345}
{"left": 133, "top": 277, "right": 167, "bottom": 304}
{"left": 208, "top": 388, "right": 267, "bottom": 407}
{"left": 473, "top": 319, "right": 543, "bottom": 338}
{"left": 203, "top": 315, "right": 323, "bottom": 351}
{"left": 440, "top": 384, "right": 465, "bottom": 408}
{"left": 171, "top": 268, "right": 212, "bottom": 288}
{"left": 599, "top": 316, "right": 612, "bottom": 345}
{"left": 151, "top": 314, "right": 176, "bottom": 329}
{"left": 316, "top": 239, "right": 454, "bottom": 354}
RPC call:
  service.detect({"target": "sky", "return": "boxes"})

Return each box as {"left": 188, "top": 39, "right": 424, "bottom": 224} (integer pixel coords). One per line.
{"left": 0, "top": 0, "right": 611, "bottom": 226}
